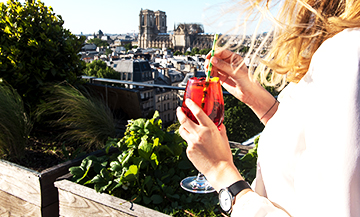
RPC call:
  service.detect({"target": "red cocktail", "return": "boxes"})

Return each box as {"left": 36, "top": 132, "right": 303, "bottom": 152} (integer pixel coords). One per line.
{"left": 180, "top": 76, "right": 224, "bottom": 193}
{"left": 182, "top": 77, "right": 224, "bottom": 127}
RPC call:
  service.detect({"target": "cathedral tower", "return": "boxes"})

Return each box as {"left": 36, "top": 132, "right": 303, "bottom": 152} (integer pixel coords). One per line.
{"left": 138, "top": 9, "right": 167, "bottom": 48}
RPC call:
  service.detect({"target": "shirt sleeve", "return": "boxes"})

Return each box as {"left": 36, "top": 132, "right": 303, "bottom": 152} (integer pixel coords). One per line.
{"left": 231, "top": 191, "right": 290, "bottom": 216}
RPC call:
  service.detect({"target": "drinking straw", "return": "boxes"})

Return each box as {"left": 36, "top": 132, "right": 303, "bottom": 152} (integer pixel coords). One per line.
{"left": 206, "top": 33, "right": 219, "bottom": 82}
{"left": 201, "top": 33, "right": 218, "bottom": 109}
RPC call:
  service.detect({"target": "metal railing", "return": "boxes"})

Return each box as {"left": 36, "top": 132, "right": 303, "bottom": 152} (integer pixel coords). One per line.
{"left": 81, "top": 76, "right": 231, "bottom": 95}
{"left": 81, "top": 76, "right": 255, "bottom": 150}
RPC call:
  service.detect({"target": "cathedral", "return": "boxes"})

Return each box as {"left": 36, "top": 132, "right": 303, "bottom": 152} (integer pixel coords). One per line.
{"left": 138, "top": 9, "right": 215, "bottom": 52}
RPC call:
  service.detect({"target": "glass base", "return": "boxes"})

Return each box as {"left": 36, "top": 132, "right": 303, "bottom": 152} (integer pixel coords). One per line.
{"left": 180, "top": 173, "right": 215, "bottom": 193}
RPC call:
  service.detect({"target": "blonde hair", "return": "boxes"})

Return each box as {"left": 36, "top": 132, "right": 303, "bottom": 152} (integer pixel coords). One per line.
{"left": 220, "top": 0, "right": 360, "bottom": 89}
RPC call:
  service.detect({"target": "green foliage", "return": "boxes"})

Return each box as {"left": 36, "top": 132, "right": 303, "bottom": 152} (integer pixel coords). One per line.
{"left": 200, "top": 48, "right": 212, "bottom": 55}
{"left": 239, "top": 46, "right": 250, "bottom": 54}
{"left": 0, "top": 0, "right": 85, "bottom": 112}
{"left": 36, "top": 83, "right": 116, "bottom": 151}
{"left": 224, "top": 95, "right": 264, "bottom": 142}
{"left": 173, "top": 51, "right": 183, "bottom": 56}
{"left": 184, "top": 51, "right": 192, "bottom": 56}
{"left": 70, "top": 111, "right": 223, "bottom": 216}
{"left": 234, "top": 136, "right": 259, "bottom": 183}
{"left": 105, "top": 48, "right": 112, "bottom": 56}
{"left": 0, "top": 82, "right": 32, "bottom": 161}
{"left": 166, "top": 121, "right": 180, "bottom": 133}
{"left": 191, "top": 47, "right": 200, "bottom": 55}
{"left": 87, "top": 38, "right": 108, "bottom": 47}
{"left": 124, "top": 43, "right": 132, "bottom": 51}
{"left": 83, "top": 60, "right": 121, "bottom": 80}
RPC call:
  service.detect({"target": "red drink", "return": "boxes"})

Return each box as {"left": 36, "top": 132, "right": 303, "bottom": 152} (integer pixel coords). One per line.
{"left": 182, "top": 77, "right": 224, "bottom": 127}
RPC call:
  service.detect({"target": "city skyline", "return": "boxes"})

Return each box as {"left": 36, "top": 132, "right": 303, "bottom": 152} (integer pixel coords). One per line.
{"left": 1, "top": 0, "right": 273, "bottom": 35}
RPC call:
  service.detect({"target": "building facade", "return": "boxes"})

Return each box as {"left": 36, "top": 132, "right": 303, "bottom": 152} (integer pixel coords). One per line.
{"left": 138, "top": 9, "right": 215, "bottom": 52}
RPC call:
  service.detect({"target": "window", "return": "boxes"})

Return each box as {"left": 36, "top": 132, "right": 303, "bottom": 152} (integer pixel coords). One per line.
{"left": 168, "top": 114, "right": 170, "bottom": 121}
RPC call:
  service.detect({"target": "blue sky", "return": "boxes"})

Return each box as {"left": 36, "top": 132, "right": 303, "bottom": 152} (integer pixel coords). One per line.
{"left": 1, "top": 0, "right": 273, "bottom": 35}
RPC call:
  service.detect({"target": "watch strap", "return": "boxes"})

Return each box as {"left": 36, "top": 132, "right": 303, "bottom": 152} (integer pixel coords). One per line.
{"left": 228, "top": 180, "right": 251, "bottom": 197}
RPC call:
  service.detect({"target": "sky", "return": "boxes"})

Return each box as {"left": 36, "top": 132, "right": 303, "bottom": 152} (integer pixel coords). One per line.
{"left": 1, "top": 0, "right": 273, "bottom": 35}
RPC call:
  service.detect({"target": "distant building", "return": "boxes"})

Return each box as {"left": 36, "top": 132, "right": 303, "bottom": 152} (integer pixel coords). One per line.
{"left": 138, "top": 9, "right": 170, "bottom": 49}
{"left": 110, "top": 59, "right": 155, "bottom": 117}
{"left": 138, "top": 9, "right": 216, "bottom": 53}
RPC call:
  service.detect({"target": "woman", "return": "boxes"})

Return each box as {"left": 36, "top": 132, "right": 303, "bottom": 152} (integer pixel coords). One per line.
{"left": 177, "top": 0, "right": 360, "bottom": 216}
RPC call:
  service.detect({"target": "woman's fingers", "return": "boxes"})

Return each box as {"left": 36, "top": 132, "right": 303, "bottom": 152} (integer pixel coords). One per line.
{"left": 184, "top": 99, "right": 214, "bottom": 127}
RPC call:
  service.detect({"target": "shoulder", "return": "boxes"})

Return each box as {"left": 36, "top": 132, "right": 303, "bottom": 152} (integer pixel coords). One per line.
{"left": 313, "top": 28, "right": 360, "bottom": 63}
{"left": 306, "top": 28, "right": 360, "bottom": 83}
{"left": 321, "top": 28, "right": 360, "bottom": 49}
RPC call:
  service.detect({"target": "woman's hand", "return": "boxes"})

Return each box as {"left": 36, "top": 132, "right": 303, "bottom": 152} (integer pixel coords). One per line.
{"left": 205, "top": 49, "right": 256, "bottom": 104}
{"left": 205, "top": 48, "right": 279, "bottom": 125}
{"left": 177, "top": 99, "right": 243, "bottom": 192}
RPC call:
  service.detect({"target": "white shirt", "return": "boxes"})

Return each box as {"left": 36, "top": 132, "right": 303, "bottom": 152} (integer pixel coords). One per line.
{"left": 232, "top": 28, "right": 360, "bottom": 216}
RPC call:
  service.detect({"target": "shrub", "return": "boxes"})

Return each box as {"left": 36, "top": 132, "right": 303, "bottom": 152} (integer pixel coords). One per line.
{"left": 0, "top": 82, "right": 32, "bottom": 161}
{"left": 70, "top": 112, "right": 221, "bottom": 216}
{"left": 224, "top": 94, "right": 264, "bottom": 142}
{"left": 0, "top": 0, "right": 85, "bottom": 112}
{"left": 70, "top": 112, "right": 258, "bottom": 216}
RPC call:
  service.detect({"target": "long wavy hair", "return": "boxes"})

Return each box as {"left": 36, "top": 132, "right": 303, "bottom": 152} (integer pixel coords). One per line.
{"left": 219, "top": 0, "right": 360, "bottom": 89}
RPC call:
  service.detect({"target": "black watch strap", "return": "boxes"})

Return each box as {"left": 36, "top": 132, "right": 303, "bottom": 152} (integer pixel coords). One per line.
{"left": 228, "top": 180, "right": 251, "bottom": 197}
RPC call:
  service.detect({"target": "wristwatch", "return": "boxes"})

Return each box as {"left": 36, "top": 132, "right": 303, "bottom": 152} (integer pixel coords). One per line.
{"left": 218, "top": 180, "right": 251, "bottom": 214}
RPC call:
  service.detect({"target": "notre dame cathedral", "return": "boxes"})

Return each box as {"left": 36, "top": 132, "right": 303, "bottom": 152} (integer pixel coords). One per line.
{"left": 138, "top": 9, "right": 215, "bottom": 52}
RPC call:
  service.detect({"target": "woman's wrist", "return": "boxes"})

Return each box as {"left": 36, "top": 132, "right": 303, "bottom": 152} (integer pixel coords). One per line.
{"left": 205, "top": 161, "right": 243, "bottom": 193}
{"left": 241, "top": 82, "right": 278, "bottom": 125}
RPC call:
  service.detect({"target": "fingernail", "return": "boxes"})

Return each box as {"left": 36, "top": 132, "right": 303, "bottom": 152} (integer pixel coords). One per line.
{"left": 185, "top": 98, "right": 193, "bottom": 106}
{"left": 212, "top": 57, "right": 218, "bottom": 64}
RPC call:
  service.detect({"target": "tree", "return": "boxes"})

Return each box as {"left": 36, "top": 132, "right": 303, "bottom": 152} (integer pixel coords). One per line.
{"left": 0, "top": 0, "right": 85, "bottom": 112}
{"left": 105, "top": 48, "right": 113, "bottom": 56}
{"left": 240, "top": 46, "right": 250, "bottom": 54}
{"left": 191, "top": 47, "right": 200, "bottom": 55}
{"left": 83, "top": 60, "right": 120, "bottom": 80}
{"left": 200, "top": 48, "right": 211, "bottom": 55}
{"left": 184, "top": 51, "right": 192, "bottom": 56}
{"left": 174, "top": 51, "right": 183, "bottom": 56}
{"left": 223, "top": 84, "right": 279, "bottom": 143}
{"left": 87, "top": 38, "right": 108, "bottom": 48}
{"left": 223, "top": 94, "right": 264, "bottom": 143}
{"left": 124, "top": 43, "right": 132, "bottom": 51}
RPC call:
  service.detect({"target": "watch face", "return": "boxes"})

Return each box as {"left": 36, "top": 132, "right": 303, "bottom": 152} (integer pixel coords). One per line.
{"left": 219, "top": 189, "right": 232, "bottom": 212}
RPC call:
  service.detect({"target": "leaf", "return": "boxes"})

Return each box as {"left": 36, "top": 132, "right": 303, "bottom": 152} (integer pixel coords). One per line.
{"left": 110, "top": 161, "right": 122, "bottom": 172}
{"left": 143, "top": 196, "right": 152, "bottom": 205}
{"left": 150, "top": 194, "right": 163, "bottom": 204}
{"left": 143, "top": 176, "right": 153, "bottom": 192}
{"left": 129, "top": 118, "right": 146, "bottom": 131}
{"left": 100, "top": 168, "right": 111, "bottom": 180}
{"left": 121, "top": 148, "right": 133, "bottom": 166}
{"left": 123, "top": 165, "right": 138, "bottom": 181}
{"left": 150, "top": 152, "right": 159, "bottom": 167}
{"left": 138, "top": 136, "right": 153, "bottom": 159}
{"left": 108, "top": 182, "right": 123, "bottom": 193}
{"left": 91, "top": 174, "right": 104, "bottom": 184}
{"left": 168, "top": 194, "right": 180, "bottom": 200}
{"left": 178, "top": 159, "right": 193, "bottom": 170}
{"left": 152, "top": 110, "right": 160, "bottom": 120}
{"left": 69, "top": 166, "right": 84, "bottom": 177}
